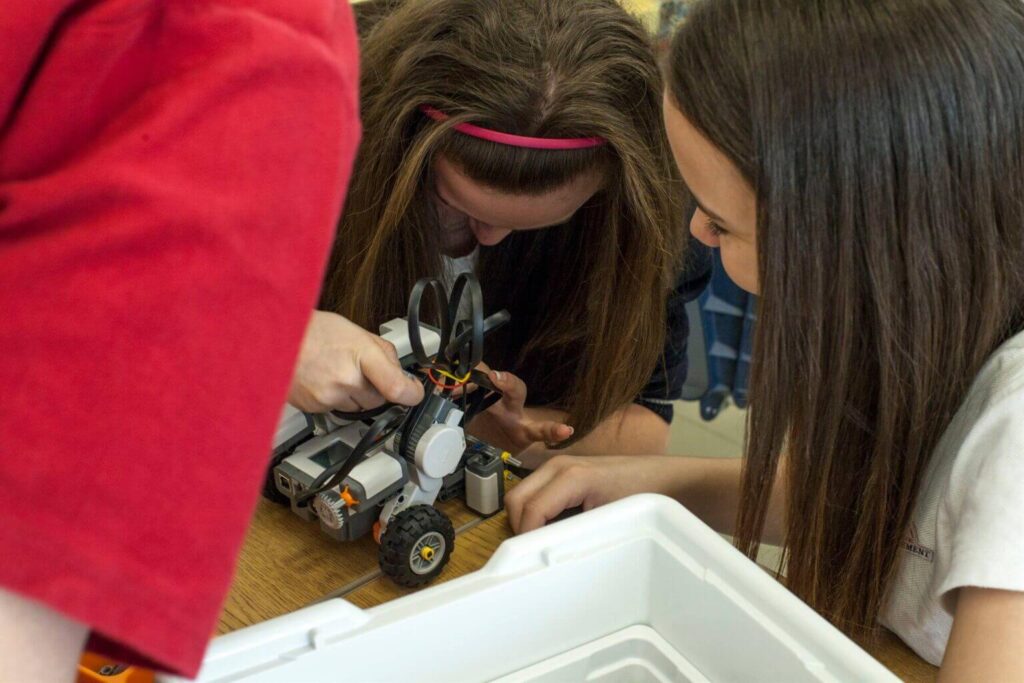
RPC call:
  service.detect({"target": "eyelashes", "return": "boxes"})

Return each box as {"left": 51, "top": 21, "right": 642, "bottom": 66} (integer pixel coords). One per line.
{"left": 705, "top": 217, "right": 726, "bottom": 237}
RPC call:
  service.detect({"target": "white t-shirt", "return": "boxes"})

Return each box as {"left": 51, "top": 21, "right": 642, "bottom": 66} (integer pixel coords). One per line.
{"left": 879, "top": 329, "right": 1024, "bottom": 665}
{"left": 442, "top": 248, "right": 478, "bottom": 286}
{"left": 442, "top": 249, "right": 479, "bottom": 321}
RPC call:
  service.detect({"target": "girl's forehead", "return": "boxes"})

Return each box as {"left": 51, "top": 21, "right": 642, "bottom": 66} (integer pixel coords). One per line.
{"left": 433, "top": 155, "right": 603, "bottom": 230}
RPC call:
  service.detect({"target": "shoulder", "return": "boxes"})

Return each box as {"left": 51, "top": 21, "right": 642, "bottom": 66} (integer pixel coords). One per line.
{"left": 933, "top": 330, "right": 1024, "bottom": 597}
{"left": 880, "top": 331, "right": 1024, "bottom": 664}
{"left": 950, "top": 331, "right": 1024, "bottom": 470}
{"left": 941, "top": 330, "right": 1024, "bottom": 494}
{"left": 975, "top": 331, "right": 1024, "bottom": 401}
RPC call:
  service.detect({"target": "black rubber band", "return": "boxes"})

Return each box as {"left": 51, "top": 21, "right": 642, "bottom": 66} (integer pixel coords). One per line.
{"left": 330, "top": 404, "right": 392, "bottom": 422}
{"left": 462, "top": 387, "right": 502, "bottom": 422}
{"left": 407, "top": 277, "right": 451, "bottom": 368}
{"left": 444, "top": 273, "right": 484, "bottom": 372}
{"left": 447, "top": 310, "right": 510, "bottom": 363}
{"left": 297, "top": 405, "right": 408, "bottom": 505}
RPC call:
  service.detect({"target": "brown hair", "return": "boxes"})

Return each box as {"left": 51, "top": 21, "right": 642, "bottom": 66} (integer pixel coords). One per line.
{"left": 323, "top": 0, "right": 686, "bottom": 441}
{"left": 669, "top": 0, "right": 1024, "bottom": 631}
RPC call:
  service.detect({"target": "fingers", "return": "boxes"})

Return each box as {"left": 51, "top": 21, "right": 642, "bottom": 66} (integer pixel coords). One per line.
{"left": 370, "top": 335, "right": 403, "bottom": 366}
{"left": 505, "top": 457, "right": 588, "bottom": 534}
{"left": 522, "top": 420, "right": 575, "bottom": 446}
{"left": 290, "top": 311, "right": 425, "bottom": 413}
{"left": 302, "top": 380, "right": 384, "bottom": 414}
{"left": 286, "top": 384, "right": 331, "bottom": 414}
{"left": 452, "top": 360, "right": 488, "bottom": 396}
{"left": 359, "top": 344, "right": 425, "bottom": 407}
{"left": 449, "top": 361, "right": 494, "bottom": 399}
{"left": 288, "top": 369, "right": 381, "bottom": 414}
{"left": 517, "top": 479, "right": 584, "bottom": 533}
{"left": 341, "top": 384, "right": 389, "bottom": 412}
{"left": 489, "top": 370, "right": 526, "bottom": 408}
{"left": 505, "top": 460, "right": 562, "bottom": 533}
{"left": 449, "top": 379, "right": 476, "bottom": 398}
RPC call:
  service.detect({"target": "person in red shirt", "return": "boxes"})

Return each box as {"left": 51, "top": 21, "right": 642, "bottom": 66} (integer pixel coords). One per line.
{"left": 0, "top": 1, "right": 424, "bottom": 680}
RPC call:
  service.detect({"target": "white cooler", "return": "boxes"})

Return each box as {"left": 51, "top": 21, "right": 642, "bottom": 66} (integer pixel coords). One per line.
{"left": 161, "top": 494, "right": 897, "bottom": 682}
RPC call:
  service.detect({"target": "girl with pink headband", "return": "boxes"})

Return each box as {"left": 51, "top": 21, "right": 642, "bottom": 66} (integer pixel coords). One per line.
{"left": 297, "top": 0, "right": 711, "bottom": 462}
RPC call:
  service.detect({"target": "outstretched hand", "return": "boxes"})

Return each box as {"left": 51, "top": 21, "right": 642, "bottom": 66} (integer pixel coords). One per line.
{"left": 465, "top": 364, "right": 573, "bottom": 453}
{"left": 504, "top": 455, "right": 683, "bottom": 534}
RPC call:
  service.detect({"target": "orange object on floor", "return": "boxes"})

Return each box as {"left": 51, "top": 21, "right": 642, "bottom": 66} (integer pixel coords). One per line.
{"left": 77, "top": 652, "right": 153, "bottom": 683}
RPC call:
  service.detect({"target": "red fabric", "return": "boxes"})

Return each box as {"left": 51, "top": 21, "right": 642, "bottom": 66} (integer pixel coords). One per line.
{"left": 0, "top": 0, "right": 360, "bottom": 675}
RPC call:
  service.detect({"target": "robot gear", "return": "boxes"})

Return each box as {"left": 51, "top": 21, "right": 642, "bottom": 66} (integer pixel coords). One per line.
{"left": 313, "top": 491, "right": 346, "bottom": 530}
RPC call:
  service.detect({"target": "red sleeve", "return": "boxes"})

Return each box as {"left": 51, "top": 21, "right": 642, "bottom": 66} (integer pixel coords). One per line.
{"left": 0, "top": 0, "right": 360, "bottom": 675}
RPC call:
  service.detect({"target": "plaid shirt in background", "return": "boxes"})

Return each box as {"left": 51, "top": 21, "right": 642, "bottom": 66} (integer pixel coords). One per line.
{"left": 656, "top": 1, "right": 697, "bottom": 51}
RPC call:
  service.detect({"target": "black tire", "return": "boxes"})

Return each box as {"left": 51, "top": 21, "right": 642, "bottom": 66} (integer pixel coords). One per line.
{"left": 261, "top": 449, "right": 292, "bottom": 506}
{"left": 379, "top": 505, "right": 455, "bottom": 587}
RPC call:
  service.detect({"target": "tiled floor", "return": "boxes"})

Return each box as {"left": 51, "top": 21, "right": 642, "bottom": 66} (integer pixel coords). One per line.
{"left": 666, "top": 400, "right": 785, "bottom": 573}
{"left": 668, "top": 399, "right": 745, "bottom": 458}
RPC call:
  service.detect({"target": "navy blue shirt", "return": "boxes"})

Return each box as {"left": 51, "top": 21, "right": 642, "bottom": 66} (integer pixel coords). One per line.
{"left": 479, "top": 236, "right": 712, "bottom": 426}
{"left": 634, "top": 239, "right": 712, "bottom": 422}
{"left": 352, "top": 1, "right": 713, "bottom": 427}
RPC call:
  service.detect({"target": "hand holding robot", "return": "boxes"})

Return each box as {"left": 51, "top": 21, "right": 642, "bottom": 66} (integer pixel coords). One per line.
{"left": 456, "top": 363, "right": 574, "bottom": 452}
{"left": 268, "top": 273, "right": 531, "bottom": 586}
{"left": 287, "top": 310, "right": 424, "bottom": 414}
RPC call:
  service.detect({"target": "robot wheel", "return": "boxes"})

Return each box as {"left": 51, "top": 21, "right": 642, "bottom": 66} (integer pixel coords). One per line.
{"left": 379, "top": 505, "right": 456, "bottom": 587}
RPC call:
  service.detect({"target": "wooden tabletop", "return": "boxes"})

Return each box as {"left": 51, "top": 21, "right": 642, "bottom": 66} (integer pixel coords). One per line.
{"left": 220, "top": 496, "right": 938, "bottom": 682}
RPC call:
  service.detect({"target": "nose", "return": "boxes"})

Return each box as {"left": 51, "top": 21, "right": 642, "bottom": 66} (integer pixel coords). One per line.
{"left": 689, "top": 208, "right": 720, "bottom": 248}
{"left": 470, "top": 220, "right": 512, "bottom": 246}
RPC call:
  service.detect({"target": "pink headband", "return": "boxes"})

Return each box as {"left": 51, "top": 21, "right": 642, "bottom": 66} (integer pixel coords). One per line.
{"left": 420, "top": 105, "right": 606, "bottom": 150}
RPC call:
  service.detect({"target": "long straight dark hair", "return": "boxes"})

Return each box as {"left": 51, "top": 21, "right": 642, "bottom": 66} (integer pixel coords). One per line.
{"left": 323, "top": 0, "right": 687, "bottom": 441}
{"left": 670, "top": 0, "right": 1024, "bottom": 631}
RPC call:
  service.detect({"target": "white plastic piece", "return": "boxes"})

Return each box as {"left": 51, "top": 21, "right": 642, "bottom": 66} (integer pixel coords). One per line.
{"left": 444, "top": 407, "right": 464, "bottom": 427}
{"left": 160, "top": 495, "right": 898, "bottom": 683}
{"left": 493, "top": 625, "right": 707, "bottom": 683}
{"left": 312, "top": 494, "right": 344, "bottom": 530}
{"left": 282, "top": 422, "right": 367, "bottom": 480}
{"left": 465, "top": 470, "right": 500, "bottom": 516}
{"left": 377, "top": 479, "right": 442, "bottom": 532}
{"left": 414, "top": 424, "right": 465, "bottom": 479}
{"left": 323, "top": 411, "right": 352, "bottom": 429}
{"left": 347, "top": 451, "right": 403, "bottom": 500}
{"left": 379, "top": 318, "right": 441, "bottom": 360}
{"left": 272, "top": 403, "right": 309, "bottom": 450}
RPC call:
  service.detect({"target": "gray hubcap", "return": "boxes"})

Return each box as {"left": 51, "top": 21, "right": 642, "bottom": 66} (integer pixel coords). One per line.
{"left": 410, "top": 531, "right": 446, "bottom": 575}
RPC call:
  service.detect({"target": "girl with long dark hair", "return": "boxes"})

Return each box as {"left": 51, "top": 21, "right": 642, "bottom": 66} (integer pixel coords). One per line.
{"left": 296, "top": 0, "right": 710, "bottom": 457}
{"left": 509, "top": 0, "right": 1024, "bottom": 675}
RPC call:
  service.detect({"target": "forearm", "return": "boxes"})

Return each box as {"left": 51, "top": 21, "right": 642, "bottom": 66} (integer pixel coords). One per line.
{"left": 509, "top": 405, "right": 787, "bottom": 540}
{"left": 0, "top": 588, "right": 87, "bottom": 683}
{"left": 518, "top": 403, "right": 669, "bottom": 465}
{"left": 665, "top": 455, "right": 744, "bottom": 534}
{"left": 653, "top": 454, "right": 786, "bottom": 543}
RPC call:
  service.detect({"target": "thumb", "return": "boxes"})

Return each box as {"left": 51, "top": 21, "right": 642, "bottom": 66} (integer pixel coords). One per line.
{"left": 361, "top": 347, "right": 424, "bottom": 406}
{"left": 490, "top": 370, "right": 527, "bottom": 409}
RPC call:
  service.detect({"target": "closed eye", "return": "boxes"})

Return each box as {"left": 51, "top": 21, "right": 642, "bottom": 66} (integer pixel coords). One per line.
{"left": 705, "top": 217, "right": 727, "bottom": 237}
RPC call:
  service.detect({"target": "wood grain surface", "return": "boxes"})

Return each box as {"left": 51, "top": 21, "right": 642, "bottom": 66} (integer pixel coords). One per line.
{"left": 217, "top": 497, "right": 479, "bottom": 633}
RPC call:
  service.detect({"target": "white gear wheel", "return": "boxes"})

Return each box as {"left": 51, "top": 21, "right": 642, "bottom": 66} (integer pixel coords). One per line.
{"left": 314, "top": 491, "right": 346, "bottom": 530}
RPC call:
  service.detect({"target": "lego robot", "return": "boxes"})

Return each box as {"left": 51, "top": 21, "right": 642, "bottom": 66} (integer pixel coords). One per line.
{"left": 264, "top": 274, "right": 510, "bottom": 586}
